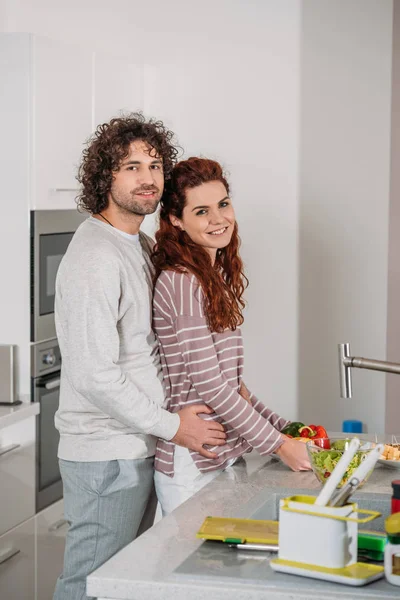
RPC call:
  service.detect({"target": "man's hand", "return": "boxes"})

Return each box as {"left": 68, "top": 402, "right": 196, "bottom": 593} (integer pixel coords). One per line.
{"left": 172, "top": 405, "right": 226, "bottom": 459}
{"left": 275, "top": 435, "right": 311, "bottom": 471}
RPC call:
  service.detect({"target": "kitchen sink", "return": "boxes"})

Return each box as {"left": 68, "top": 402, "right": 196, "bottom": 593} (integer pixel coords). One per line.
{"left": 173, "top": 488, "right": 393, "bottom": 596}
{"left": 235, "top": 487, "right": 391, "bottom": 531}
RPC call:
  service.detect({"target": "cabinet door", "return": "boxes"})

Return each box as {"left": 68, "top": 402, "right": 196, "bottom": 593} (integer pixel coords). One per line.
{"left": 0, "top": 517, "right": 35, "bottom": 600}
{"left": 0, "top": 416, "right": 35, "bottom": 536}
{"left": 36, "top": 499, "right": 68, "bottom": 600}
{"left": 93, "top": 53, "right": 144, "bottom": 125}
{"left": 32, "top": 36, "right": 93, "bottom": 210}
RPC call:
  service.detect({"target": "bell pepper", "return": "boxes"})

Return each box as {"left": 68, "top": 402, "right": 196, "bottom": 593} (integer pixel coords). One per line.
{"left": 312, "top": 425, "right": 330, "bottom": 448}
{"left": 281, "top": 422, "right": 305, "bottom": 438}
{"left": 298, "top": 424, "right": 330, "bottom": 448}
{"left": 282, "top": 422, "right": 329, "bottom": 447}
{"left": 299, "top": 425, "right": 317, "bottom": 438}
{"left": 315, "top": 438, "right": 331, "bottom": 449}
{"left": 315, "top": 425, "right": 328, "bottom": 439}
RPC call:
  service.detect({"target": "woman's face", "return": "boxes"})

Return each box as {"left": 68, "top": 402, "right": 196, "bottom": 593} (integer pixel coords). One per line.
{"left": 171, "top": 181, "right": 235, "bottom": 262}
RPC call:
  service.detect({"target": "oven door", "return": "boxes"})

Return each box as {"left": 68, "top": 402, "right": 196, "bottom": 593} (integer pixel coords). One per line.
{"left": 31, "top": 210, "right": 86, "bottom": 342}
{"left": 34, "top": 371, "right": 63, "bottom": 512}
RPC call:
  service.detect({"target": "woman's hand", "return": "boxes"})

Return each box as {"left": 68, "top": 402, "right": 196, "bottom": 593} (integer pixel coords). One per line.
{"left": 275, "top": 435, "right": 311, "bottom": 471}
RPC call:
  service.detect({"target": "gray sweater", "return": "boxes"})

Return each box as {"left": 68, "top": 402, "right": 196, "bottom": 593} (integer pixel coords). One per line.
{"left": 55, "top": 217, "right": 179, "bottom": 461}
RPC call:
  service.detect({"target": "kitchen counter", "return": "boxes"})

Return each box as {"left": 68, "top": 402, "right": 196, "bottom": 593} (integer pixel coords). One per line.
{"left": 87, "top": 447, "right": 399, "bottom": 600}
{"left": 0, "top": 399, "right": 39, "bottom": 429}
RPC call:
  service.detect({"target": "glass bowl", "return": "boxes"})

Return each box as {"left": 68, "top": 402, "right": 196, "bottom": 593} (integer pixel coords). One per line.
{"left": 306, "top": 437, "right": 375, "bottom": 488}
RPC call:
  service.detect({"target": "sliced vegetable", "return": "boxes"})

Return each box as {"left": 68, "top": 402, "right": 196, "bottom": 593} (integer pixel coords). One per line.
{"left": 330, "top": 439, "right": 347, "bottom": 451}
{"left": 309, "top": 447, "right": 366, "bottom": 486}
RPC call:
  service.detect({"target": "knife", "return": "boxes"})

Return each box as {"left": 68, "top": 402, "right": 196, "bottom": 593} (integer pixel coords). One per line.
{"left": 228, "top": 543, "right": 279, "bottom": 552}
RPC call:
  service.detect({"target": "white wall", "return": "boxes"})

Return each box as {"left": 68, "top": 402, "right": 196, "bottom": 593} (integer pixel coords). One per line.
{"left": 386, "top": 0, "right": 400, "bottom": 433}
{"left": 142, "top": 10, "right": 300, "bottom": 420}
{"left": 0, "top": 35, "right": 32, "bottom": 396}
{"left": 1, "top": 1, "right": 396, "bottom": 431}
{"left": 1, "top": 0, "right": 301, "bottom": 420}
{"left": 298, "top": 0, "right": 393, "bottom": 433}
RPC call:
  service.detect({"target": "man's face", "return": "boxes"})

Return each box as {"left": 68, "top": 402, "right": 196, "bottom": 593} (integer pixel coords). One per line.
{"left": 109, "top": 140, "right": 164, "bottom": 215}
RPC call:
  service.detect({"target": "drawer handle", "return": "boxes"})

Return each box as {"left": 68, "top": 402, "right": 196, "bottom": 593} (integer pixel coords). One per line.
{"left": 44, "top": 379, "right": 61, "bottom": 390}
{"left": 0, "top": 443, "right": 21, "bottom": 458}
{"left": 48, "top": 519, "right": 68, "bottom": 532}
{"left": 0, "top": 547, "right": 20, "bottom": 566}
{"left": 54, "top": 188, "right": 79, "bottom": 192}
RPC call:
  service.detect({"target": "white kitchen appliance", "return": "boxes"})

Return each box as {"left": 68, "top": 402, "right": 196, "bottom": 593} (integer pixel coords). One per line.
{"left": 0, "top": 344, "right": 18, "bottom": 404}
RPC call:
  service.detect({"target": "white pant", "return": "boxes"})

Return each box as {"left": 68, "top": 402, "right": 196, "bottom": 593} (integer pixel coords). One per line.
{"left": 154, "top": 446, "right": 236, "bottom": 516}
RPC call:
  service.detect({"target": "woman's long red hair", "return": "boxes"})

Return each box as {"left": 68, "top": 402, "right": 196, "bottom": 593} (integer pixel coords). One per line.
{"left": 152, "top": 157, "right": 248, "bottom": 332}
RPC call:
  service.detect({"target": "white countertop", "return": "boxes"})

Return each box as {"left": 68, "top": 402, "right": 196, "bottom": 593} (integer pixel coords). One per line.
{"left": 87, "top": 443, "right": 399, "bottom": 600}
{"left": 0, "top": 400, "right": 39, "bottom": 429}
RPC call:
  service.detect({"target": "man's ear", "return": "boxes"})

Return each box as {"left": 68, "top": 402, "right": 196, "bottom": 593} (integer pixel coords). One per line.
{"left": 170, "top": 215, "right": 184, "bottom": 230}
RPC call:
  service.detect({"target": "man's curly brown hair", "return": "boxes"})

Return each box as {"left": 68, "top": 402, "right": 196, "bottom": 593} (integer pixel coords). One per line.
{"left": 76, "top": 112, "right": 180, "bottom": 214}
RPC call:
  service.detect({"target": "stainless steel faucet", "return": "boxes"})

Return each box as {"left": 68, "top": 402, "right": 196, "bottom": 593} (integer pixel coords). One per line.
{"left": 338, "top": 342, "right": 400, "bottom": 398}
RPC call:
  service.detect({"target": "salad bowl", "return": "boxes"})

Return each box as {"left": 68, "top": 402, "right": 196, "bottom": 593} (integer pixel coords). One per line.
{"left": 306, "top": 437, "right": 375, "bottom": 488}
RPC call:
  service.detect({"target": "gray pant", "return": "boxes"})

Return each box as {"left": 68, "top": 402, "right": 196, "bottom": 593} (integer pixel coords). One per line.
{"left": 53, "top": 457, "right": 156, "bottom": 600}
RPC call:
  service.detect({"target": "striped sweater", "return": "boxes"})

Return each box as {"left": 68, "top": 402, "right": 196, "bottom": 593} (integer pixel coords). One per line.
{"left": 153, "top": 270, "right": 289, "bottom": 477}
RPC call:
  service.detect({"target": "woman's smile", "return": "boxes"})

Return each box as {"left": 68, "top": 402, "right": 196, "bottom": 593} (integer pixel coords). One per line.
{"left": 208, "top": 226, "right": 229, "bottom": 235}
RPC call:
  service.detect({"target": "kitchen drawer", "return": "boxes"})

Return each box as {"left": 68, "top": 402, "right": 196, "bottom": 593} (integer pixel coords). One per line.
{"left": 0, "top": 516, "right": 35, "bottom": 600}
{"left": 0, "top": 416, "right": 35, "bottom": 536}
{"left": 36, "top": 499, "right": 68, "bottom": 600}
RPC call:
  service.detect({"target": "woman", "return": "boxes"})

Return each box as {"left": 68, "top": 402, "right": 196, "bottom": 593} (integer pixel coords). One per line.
{"left": 152, "top": 157, "right": 310, "bottom": 515}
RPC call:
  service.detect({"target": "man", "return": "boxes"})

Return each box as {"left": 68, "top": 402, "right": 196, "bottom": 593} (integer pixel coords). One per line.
{"left": 53, "top": 113, "right": 226, "bottom": 600}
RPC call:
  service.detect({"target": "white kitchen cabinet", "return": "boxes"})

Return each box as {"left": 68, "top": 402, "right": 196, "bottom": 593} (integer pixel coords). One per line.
{"left": 1, "top": 33, "right": 146, "bottom": 213}
{"left": 0, "top": 416, "right": 35, "bottom": 536}
{"left": 36, "top": 499, "right": 68, "bottom": 600}
{"left": 32, "top": 36, "right": 93, "bottom": 210}
{"left": 0, "top": 516, "right": 35, "bottom": 600}
{"left": 93, "top": 54, "right": 144, "bottom": 124}
{"left": 0, "top": 33, "right": 92, "bottom": 212}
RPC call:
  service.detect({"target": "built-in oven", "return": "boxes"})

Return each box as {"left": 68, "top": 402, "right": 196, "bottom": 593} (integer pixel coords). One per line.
{"left": 30, "top": 209, "right": 86, "bottom": 342}
{"left": 31, "top": 338, "right": 63, "bottom": 512}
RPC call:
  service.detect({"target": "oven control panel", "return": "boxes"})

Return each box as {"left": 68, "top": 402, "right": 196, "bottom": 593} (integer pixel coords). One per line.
{"left": 42, "top": 350, "right": 56, "bottom": 367}
{"left": 31, "top": 339, "right": 61, "bottom": 378}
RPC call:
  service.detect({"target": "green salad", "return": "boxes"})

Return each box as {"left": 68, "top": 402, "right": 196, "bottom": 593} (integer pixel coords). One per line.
{"left": 310, "top": 440, "right": 366, "bottom": 487}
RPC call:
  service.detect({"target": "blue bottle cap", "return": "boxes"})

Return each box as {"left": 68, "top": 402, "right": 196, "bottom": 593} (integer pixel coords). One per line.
{"left": 342, "top": 419, "right": 363, "bottom": 433}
